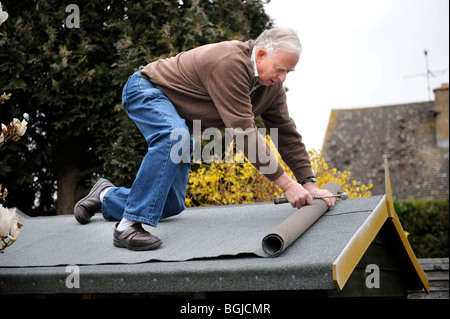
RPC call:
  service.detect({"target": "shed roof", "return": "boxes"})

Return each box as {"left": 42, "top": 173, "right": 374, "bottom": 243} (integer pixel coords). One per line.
{"left": 0, "top": 161, "right": 428, "bottom": 296}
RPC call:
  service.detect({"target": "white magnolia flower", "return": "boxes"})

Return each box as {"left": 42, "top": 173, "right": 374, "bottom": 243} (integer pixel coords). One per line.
{"left": 0, "top": 2, "right": 8, "bottom": 25}
{"left": 0, "top": 205, "right": 17, "bottom": 239}
{"left": 1, "top": 123, "right": 6, "bottom": 143}
{"left": 13, "top": 118, "right": 28, "bottom": 137}
{"left": 8, "top": 219, "right": 20, "bottom": 241}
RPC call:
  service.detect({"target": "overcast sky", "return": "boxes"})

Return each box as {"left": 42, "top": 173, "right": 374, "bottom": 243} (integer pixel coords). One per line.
{"left": 264, "top": 0, "right": 449, "bottom": 151}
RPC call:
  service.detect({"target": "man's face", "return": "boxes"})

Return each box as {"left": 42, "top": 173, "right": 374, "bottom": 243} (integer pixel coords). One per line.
{"left": 255, "top": 49, "right": 299, "bottom": 86}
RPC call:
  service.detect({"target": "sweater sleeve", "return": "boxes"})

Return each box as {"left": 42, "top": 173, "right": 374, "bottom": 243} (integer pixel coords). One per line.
{"left": 201, "top": 57, "right": 285, "bottom": 181}
{"left": 260, "top": 85, "right": 315, "bottom": 183}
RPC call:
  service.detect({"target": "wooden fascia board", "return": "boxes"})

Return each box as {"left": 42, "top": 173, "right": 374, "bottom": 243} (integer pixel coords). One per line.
{"left": 333, "top": 158, "right": 430, "bottom": 292}
{"left": 332, "top": 196, "right": 389, "bottom": 290}
{"left": 384, "top": 157, "right": 429, "bottom": 292}
{"left": 389, "top": 211, "right": 430, "bottom": 293}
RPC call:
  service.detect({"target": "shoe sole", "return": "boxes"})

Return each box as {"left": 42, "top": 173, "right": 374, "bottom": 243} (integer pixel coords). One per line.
{"left": 113, "top": 238, "right": 163, "bottom": 251}
{"left": 74, "top": 178, "right": 109, "bottom": 225}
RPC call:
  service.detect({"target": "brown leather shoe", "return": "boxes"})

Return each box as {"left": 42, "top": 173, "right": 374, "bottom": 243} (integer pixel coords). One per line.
{"left": 74, "top": 178, "right": 114, "bottom": 224}
{"left": 113, "top": 223, "right": 162, "bottom": 251}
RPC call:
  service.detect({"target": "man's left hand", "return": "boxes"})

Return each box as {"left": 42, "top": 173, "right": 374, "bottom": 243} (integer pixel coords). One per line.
{"left": 302, "top": 182, "right": 336, "bottom": 210}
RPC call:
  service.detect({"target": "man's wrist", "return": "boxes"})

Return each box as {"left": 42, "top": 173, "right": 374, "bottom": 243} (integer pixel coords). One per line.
{"left": 300, "top": 177, "right": 316, "bottom": 186}
{"left": 282, "top": 181, "right": 296, "bottom": 192}
{"left": 274, "top": 172, "right": 297, "bottom": 191}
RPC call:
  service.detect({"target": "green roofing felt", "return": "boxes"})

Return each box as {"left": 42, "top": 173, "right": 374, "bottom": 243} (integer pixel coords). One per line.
{"left": 1, "top": 196, "right": 386, "bottom": 294}
{"left": 1, "top": 196, "right": 381, "bottom": 267}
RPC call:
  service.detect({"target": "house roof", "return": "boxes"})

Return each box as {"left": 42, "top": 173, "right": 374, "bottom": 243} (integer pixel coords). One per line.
{"left": 322, "top": 101, "right": 449, "bottom": 200}
{"left": 0, "top": 161, "right": 428, "bottom": 296}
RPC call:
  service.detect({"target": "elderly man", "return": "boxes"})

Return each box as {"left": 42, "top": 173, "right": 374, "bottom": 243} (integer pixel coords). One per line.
{"left": 74, "top": 28, "right": 336, "bottom": 251}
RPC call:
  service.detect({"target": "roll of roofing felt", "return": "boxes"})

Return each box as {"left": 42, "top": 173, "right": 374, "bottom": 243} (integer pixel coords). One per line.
{"left": 262, "top": 182, "right": 342, "bottom": 257}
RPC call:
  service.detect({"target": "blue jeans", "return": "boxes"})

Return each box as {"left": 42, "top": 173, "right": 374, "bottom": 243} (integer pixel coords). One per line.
{"left": 102, "top": 70, "right": 193, "bottom": 227}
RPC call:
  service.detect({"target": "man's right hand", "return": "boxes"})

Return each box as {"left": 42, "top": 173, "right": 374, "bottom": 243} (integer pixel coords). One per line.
{"left": 284, "top": 182, "right": 314, "bottom": 209}
{"left": 274, "top": 172, "right": 313, "bottom": 209}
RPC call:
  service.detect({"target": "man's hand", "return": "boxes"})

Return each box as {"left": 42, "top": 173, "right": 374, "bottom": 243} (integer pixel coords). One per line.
{"left": 302, "top": 182, "right": 336, "bottom": 210}
{"left": 284, "top": 182, "right": 313, "bottom": 209}
{"left": 274, "top": 172, "right": 336, "bottom": 210}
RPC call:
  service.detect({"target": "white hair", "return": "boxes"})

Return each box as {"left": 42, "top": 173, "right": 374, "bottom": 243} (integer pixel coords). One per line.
{"left": 254, "top": 27, "right": 302, "bottom": 58}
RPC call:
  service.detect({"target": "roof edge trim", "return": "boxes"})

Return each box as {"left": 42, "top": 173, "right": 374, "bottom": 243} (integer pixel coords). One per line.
{"left": 333, "top": 158, "right": 430, "bottom": 293}
{"left": 389, "top": 211, "right": 430, "bottom": 293}
{"left": 384, "top": 157, "right": 429, "bottom": 292}
{"left": 332, "top": 195, "right": 388, "bottom": 290}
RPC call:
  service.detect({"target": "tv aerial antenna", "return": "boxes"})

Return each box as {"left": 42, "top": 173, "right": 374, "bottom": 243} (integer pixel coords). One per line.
{"left": 404, "top": 50, "right": 449, "bottom": 101}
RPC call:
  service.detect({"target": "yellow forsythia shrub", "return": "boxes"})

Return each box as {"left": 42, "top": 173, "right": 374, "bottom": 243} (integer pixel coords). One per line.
{"left": 185, "top": 136, "right": 372, "bottom": 207}
{"left": 307, "top": 149, "right": 373, "bottom": 198}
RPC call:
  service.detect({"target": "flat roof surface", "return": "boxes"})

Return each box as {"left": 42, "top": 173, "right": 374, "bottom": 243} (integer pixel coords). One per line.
{"left": 1, "top": 196, "right": 384, "bottom": 294}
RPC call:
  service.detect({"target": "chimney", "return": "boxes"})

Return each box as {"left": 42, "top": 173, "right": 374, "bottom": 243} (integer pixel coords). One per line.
{"left": 433, "top": 83, "right": 449, "bottom": 148}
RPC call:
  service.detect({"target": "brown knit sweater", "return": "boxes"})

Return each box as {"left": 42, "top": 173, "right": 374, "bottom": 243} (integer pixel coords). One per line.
{"left": 140, "top": 40, "right": 313, "bottom": 182}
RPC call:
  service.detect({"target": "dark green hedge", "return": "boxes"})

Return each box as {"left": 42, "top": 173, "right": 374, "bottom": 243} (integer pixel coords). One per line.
{"left": 394, "top": 198, "right": 449, "bottom": 258}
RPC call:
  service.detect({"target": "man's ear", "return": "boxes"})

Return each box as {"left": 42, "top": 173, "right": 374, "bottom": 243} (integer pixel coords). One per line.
{"left": 256, "top": 49, "right": 267, "bottom": 62}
